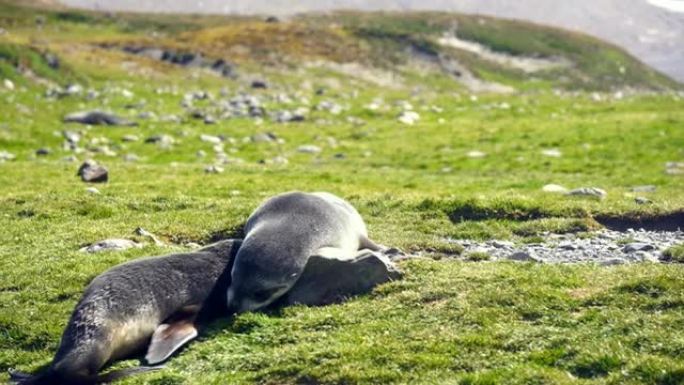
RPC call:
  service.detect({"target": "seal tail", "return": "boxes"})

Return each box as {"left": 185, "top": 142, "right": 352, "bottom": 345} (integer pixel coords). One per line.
{"left": 8, "top": 366, "right": 164, "bottom": 385}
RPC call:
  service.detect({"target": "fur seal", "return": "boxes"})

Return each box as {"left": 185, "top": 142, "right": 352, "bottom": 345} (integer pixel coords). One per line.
{"left": 226, "top": 191, "right": 388, "bottom": 313}
{"left": 10, "top": 239, "right": 241, "bottom": 385}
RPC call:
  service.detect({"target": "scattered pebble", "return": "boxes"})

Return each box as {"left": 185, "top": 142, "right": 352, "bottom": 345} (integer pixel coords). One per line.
{"left": 35, "top": 148, "right": 50, "bottom": 156}
{"left": 86, "top": 187, "right": 100, "bottom": 194}
{"left": 398, "top": 111, "right": 420, "bottom": 125}
{"left": 541, "top": 149, "right": 562, "bottom": 158}
{"left": 467, "top": 150, "right": 487, "bottom": 159}
{"left": 635, "top": 197, "right": 652, "bottom": 205}
{"left": 80, "top": 239, "right": 142, "bottom": 253}
{"left": 567, "top": 187, "right": 607, "bottom": 199}
{"left": 204, "top": 165, "right": 224, "bottom": 174}
{"left": 77, "top": 160, "right": 108, "bottom": 183}
{"left": 200, "top": 134, "right": 222, "bottom": 144}
{"left": 3, "top": 79, "right": 14, "bottom": 91}
{"left": 297, "top": 144, "right": 322, "bottom": 154}
{"left": 0, "top": 150, "right": 16, "bottom": 162}
{"left": 542, "top": 184, "right": 569, "bottom": 193}
{"left": 448, "top": 228, "right": 683, "bottom": 265}
{"left": 630, "top": 185, "right": 657, "bottom": 193}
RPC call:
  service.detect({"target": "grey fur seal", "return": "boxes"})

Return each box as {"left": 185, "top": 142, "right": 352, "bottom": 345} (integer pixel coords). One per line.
{"left": 227, "top": 191, "right": 394, "bottom": 313}
{"left": 10, "top": 239, "right": 241, "bottom": 385}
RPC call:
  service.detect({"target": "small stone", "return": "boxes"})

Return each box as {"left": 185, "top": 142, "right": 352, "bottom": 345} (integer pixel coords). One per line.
{"left": 251, "top": 80, "right": 268, "bottom": 89}
{"left": 35, "top": 148, "right": 51, "bottom": 156}
{"left": 63, "top": 130, "right": 81, "bottom": 144}
{"left": 467, "top": 150, "right": 487, "bottom": 159}
{"left": 86, "top": 187, "right": 100, "bottom": 194}
{"left": 123, "top": 154, "right": 140, "bottom": 162}
{"left": 0, "top": 150, "right": 17, "bottom": 161}
{"left": 508, "top": 251, "right": 542, "bottom": 262}
{"left": 203, "top": 116, "right": 217, "bottom": 125}
{"left": 558, "top": 241, "right": 577, "bottom": 251}
{"left": 251, "top": 132, "right": 278, "bottom": 143}
{"left": 541, "top": 149, "right": 562, "bottom": 158}
{"left": 297, "top": 145, "right": 322, "bottom": 154}
{"left": 398, "top": 111, "right": 420, "bottom": 125}
{"left": 145, "top": 134, "right": 175, "bottom": 147}
{"left": 3, "top": 79, "right": 15, "bottom": 90}
{"left": 567, "top": 187, "right": 607, "bottom": 199}
{"left": 196, "top": 150, "right": 207, "bottom": 158}
{"left": 204, "top": 165, "right": 224, "bottom": 174}
{"left": 601, "top": 258, "right": 626, "bottom": 266}
{"left": 543, "top": 184, "right": 569, "bottom": 193}
{"left": 635, "top": 197, "right": 652, "bottom": 205}
{"left": 630, "top": 185, "right": 657, "bottom": 193}
{"left": 122, "top": 134, "right": 139, "bottom": 142}
{"left": 200, "top": 134, "right": 222, "bottom": 144}
{"left": 77, "top": 160, "right": 108, "bottom": 183}
{"left": 622, "top": 243, "right": 656, "bottom": 253}
{"left": 80, "top": 239, "right": 141, "bottom": 253}
{"left": 491, "top": 240, "right": 514, "bottom": 248}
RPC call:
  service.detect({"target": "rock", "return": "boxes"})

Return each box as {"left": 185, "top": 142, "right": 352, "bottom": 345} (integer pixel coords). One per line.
{"left": 64, "top": 111, "right": 137, "bottom": 126}
{"left": 508, "top": 251, "right": 542, "bottom": 262}
{"left": 196, "top": 150, "right": 207, "bottom": 158}
{"left": 35, "top": 148, "right": 50, "bottom": 156}
{"left": 0, "top": 150, "right": 17, "bottom": 162}
{"left": 543, "top": 184, "right": 569, "bottom": 193}
{"left": 204, "top": 165, "right": 224, "bottom": 174}
{"left": 3, "top": 79, "right": 14, "bottom": 91}
{"left": 630, "top": 185, "right": 657, "bottom": 193}
{"left": 567, "top": 187, "right": 607, "bottom": 199}
{"left": 123, "top": 154, "right": 140, "bottom": 162}
{"left": 635, "top": 197, "right": 652, "bottom": 205}
{"left": 558, "top": 241, "right": 577, "bottom": 250}
{"left": 251, "top": 80, "right": 268, "bottom": 89}
{"left": 63, "top": 130, "right": 81, "bottom": 144}
{"left": 77, "top": 160, "right": 108, "bottom": 183}
{"left": 541, "top": 149, "right": 563, "bottom": 158}
{"left": 490, "top": 240, "right": 514, "bottom": 248}
{"left": 297, "top": 145, "right": 322, "bottom": 154}
{"left": 79, "top": 239, "right": 142, "bottom": 253}
{"left": 251, "top": 132, "right": 278, "bottom": 143}
{"left": 601, "top": 258, "right": 627, "bottom": 266}
{"left": 467, "top": 150, "right": 487, "bottom": 159}
{"left": 86, "top": 187, "right": 100, "bottom": 194}
{"left": 622, "top": 242, "right": 656, "bottom": 253}
{"left": 398, "top": 111, "right": 420, "bottom": 125}
{"left": 145, "top": 134, "right": 175, "bottom": 147}
{"left": 200, "top": 134, "right": 222, "bottom": 144}
{"left": 122, "top": 134, "right": 139, "bottom": 142}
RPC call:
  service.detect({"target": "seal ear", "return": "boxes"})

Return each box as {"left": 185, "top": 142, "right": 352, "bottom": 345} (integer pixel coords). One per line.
{"left": 145, "top": 312, "right": 199, "bottom": 365}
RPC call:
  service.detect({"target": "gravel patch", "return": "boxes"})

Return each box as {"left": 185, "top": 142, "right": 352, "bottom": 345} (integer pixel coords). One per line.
{"left": 449, "top": 228, "right": 684, "bottom": 265}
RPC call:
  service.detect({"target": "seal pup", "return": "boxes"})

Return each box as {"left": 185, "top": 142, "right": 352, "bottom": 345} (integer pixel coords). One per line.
{"left": 226, "top": 191, "right": 388, "bottom": 313}
{"left": 10, "top": 239, "right": 241, "bottom": 385}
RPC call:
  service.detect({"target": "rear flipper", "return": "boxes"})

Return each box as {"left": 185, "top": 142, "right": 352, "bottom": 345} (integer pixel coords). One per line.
{"left": 280, "top": 248, "right": 403, "bottom": 307}
{"left": 145, "top": 310, "right": 199, "bottom": 365}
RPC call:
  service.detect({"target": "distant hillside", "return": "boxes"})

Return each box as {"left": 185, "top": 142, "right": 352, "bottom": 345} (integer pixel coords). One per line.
{"left": 0, "top": 0, "right": 679, "bottom": 92}
{"left": 58, "top": 0, "right": 684, "bottom": 84}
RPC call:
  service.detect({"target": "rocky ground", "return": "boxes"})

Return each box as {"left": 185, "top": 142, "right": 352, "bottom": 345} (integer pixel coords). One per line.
{"left": 451, "top": 228, "right": 684, "bottom": 265}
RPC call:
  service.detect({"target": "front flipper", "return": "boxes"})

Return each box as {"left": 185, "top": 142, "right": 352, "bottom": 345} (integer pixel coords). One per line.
{"left": 145, "top": 310, "right": 199, "bottom": 365}
{"left": 280, "top": 249, "right": 402, "bottom": 307}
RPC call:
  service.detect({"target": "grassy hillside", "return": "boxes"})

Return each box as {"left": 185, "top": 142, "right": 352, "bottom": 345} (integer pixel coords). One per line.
{"left": 1, "top": 1, "right": 684, "bottom": 384}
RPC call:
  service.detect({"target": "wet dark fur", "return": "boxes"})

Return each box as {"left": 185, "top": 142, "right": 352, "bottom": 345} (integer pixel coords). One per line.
{"left": 10, "top": 239, "right": 241, "bottom": 385}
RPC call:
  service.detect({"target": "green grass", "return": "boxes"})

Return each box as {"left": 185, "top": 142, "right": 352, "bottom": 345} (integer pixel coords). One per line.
{"left": 662, "top": 245, "right": 684, "bottom": 263}
{"left": 1, "top": 1, "right": 684, "bottom": 384}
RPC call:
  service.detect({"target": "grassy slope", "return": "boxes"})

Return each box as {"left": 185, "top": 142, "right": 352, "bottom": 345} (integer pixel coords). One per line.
{"left": 1, "top": 2, "right": 684, "bottom": 384}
